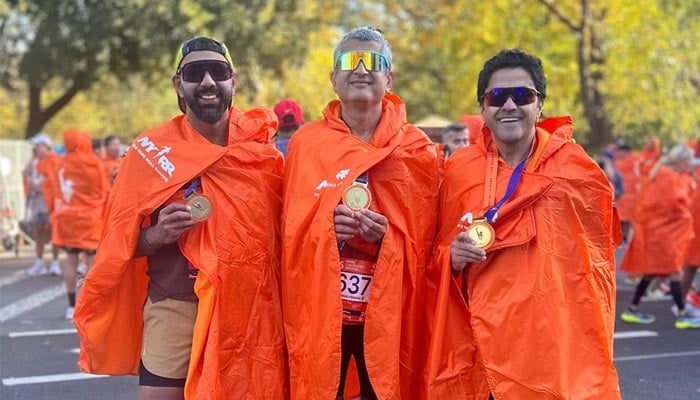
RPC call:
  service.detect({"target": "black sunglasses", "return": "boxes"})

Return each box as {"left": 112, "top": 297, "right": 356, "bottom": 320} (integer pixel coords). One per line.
{"left": 482, "top": 87, "right": 541, "bottom": 107}
{"left": 179, "top": 60, "right": 232, "bottom": 83}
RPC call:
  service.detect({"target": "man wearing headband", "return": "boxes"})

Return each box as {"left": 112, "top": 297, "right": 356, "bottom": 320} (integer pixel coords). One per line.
{"left": 75, "top": 36, "right": 287, "bottom": 399}
{"left": 282, "top": 26, "right": 440, "bottom": 399}
{"left": 426, "top": 49, "right": 621, "bottom": 399}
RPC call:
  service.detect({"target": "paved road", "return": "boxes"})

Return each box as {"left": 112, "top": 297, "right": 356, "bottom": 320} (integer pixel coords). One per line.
{"left": 1, "top": 249, "right": 699, "bottom": 399}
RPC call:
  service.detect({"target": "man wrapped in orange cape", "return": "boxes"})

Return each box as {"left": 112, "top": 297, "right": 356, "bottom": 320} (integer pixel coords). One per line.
{"left": 48, "top": 130, "right": 108, "bottom": 250}
{"left": 426, "top": 117, "right": 621, "bottom": 399}
{"left": 74, "top": 108, "right": 288, "bottom": 399}
{"left": 282, "top": 93, "right": 440, "bottom": 399}
{"left": 685, "top": 167, "right": 700, "bottom": 267}
{"left": 621, "top": 162, "right": 694, "bottom": 276}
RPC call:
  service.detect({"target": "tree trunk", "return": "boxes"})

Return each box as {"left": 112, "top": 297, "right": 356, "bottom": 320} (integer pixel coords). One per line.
{"left": 24, "top": 77, "right": 84, "bottom": 139}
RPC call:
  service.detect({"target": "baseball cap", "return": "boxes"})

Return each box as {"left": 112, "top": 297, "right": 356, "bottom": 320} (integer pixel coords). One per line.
{"left": 274, "top": 99, "right": 304, "bottom": 129}
{"left": 30, "top": 133, "right": 52, "bottom": 147}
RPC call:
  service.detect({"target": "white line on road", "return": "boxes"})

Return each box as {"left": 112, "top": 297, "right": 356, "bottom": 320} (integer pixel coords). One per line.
{"left": 613, "top": 330, "right": 658, "bottom": 339}
{"left": 0, "top": 284, "right": 64, "bottom": 323}
{"left": 65, "top": 347, "right": 80, "bottom": 354}
{"left": 2, "top": 372, "right": 108, "bottom": 386}
{"left": 614, "top": 350, "right": 700, "bottom": 362}
{"left": 0, "top": 270, "right": 27, "bottom": 288}
{"left": 8, "top": 328, "right": 77, "bottom": 338}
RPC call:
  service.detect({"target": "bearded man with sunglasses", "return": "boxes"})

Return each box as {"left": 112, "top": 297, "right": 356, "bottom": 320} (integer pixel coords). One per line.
{"left": 425, "top": 49, "right": 621, "bottom": 399}
{"left": 282, "top": 26, "right": 440, "bottom": 399}
{"left": 74, "top": 37, "right": 287, "bottom": 400}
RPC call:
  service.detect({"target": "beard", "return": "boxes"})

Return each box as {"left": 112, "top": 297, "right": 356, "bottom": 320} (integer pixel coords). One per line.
{"left": 183, "top": 86, "right": 232, "bottom": 124}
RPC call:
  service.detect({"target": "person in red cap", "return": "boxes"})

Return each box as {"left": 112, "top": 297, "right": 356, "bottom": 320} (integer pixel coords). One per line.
{"left": 273, "top": 98, "right": 304, "bottom": 157}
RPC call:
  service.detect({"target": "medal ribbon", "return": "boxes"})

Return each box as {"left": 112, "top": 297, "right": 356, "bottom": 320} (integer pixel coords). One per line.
{"left": 483, "top": 158, "right": 527, "bottom": 223}
{"left": 184, "top": 178, "right": 201, "bottom": 199}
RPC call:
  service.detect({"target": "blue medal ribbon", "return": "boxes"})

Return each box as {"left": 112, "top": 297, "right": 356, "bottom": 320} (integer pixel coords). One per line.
{"left": 184, "top": 178, "right": 201, "bottom": 199}
{"left": 483, "top": 158, "right": 527, "bottom": 223}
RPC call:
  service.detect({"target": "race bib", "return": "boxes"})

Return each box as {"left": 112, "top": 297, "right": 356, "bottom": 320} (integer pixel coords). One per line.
{"left": 340, "top": 257, "right": 376, "bottom": 325}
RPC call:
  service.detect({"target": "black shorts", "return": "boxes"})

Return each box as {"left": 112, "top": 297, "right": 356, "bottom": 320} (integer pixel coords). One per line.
{"left": 336, "top": 324, "right": 377, "bottom": 400}
{"left": 138, "top": 360, "right": 186, "bottom": 388}
{"left": 63, "top": 247, "right": 96, "bottom": 255}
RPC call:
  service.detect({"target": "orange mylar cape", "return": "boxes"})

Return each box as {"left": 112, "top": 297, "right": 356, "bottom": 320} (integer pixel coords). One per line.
{"left": 614, "top": 151, "right": 640, "bottom": 222}
{"left": 639, "top": 137, "right": 661, "bottom": 177}
{"left": 102, "top": 154, "right": 121, "bottom": 183}
{"left": 36, "top": 152, "right": 63, "bottom": 215}
{"left": 459, "top": 114, "right": 484, "bottom": 146}
{"left": 74, "top": 109, "right": 288, "bottom": 400}
{"left": 622, "top": 167, "right": 694, "bottom": 275}
{"left": 49, "top": 130, "right": 108, "bottom": 249}
{"left": 282, "top": 94, "right": 440, "bottom": 399}
{"left": 685, "top": 168, "right": 700, "bottom": 266}
{"left": 426, "top": 116, "right": 621, "bottom": 399}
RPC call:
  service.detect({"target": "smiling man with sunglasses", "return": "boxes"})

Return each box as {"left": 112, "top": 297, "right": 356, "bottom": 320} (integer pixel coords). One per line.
{"left": 282, "top": 27, "right": 440, "bottom": 399}
{"left": 74, "top": 37, "right": 288, "bottom": 400}
{"left": 426, "top": 49, "right": 622, "bottom": 399}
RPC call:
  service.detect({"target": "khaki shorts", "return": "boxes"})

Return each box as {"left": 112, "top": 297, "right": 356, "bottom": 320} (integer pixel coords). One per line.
{"left": 141, "top": 296, "right": 198, "bottom": 379}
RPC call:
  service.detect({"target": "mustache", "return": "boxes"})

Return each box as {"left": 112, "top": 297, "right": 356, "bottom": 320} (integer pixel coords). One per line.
{"left": 196, "top": 86, "right": 221, "bottom": 97}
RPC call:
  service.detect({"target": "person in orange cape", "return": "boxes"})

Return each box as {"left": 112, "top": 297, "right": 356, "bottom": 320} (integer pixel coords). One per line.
{"left": 102, "top": 134, "right": 123, "bottom": 185}
{"left": 459, "top": 114, "right": 484, "bottom": 146}
{"left": 46, "top": 129, "right": 107, "bottom": 319}
{"left": 74, "top": 37, "right": 288, "bottom": 400}
{"left": 425, "top": 49, "right": 621, "bottom": 399}
{"left": 613, "top": 140, "right": 640, "bottom": 240}
{"left": 620, "top": 144, "right": 700, "bottom": 327}
{"left": 282, "top": 26, "right": 440, "bottom": 400}
{"left": 681, "top": 164, "right": 700, "bottom": 315}
{"left": 639, "top": 136, "right": 661, "bottom": 176}
{"left": 441, "top": 123, "right": 469, "bottom": 159}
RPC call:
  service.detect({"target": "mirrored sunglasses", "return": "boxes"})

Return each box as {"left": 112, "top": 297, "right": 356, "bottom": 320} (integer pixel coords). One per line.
{"left": 179, "top": 60, "right": 233, "bottom": 82}
{"left": 482, "top": 87, "right": 540, "bottom": 107}
{"left": 334, "top": 51, "right": 390, "bottom": 72}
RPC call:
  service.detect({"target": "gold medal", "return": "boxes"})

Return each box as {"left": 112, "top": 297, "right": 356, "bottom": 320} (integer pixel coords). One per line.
{"left": 343, "top": 183, "right": 372, "bottom": 211}
{"left": 465, "top": 219, "right": 495, "bottom": 249}
{"left": 186, "top": 193, "right": 213, "bottom": 222}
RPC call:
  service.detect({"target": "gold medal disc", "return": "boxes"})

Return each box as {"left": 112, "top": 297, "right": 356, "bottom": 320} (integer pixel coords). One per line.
{"left": 187, "top": 194, "right": 213, "bottom": 222}
{"left": 342, "top": 183, "right": 372, "bottom": 211}
{"left": 466, "top": 219, "right": 495, "bottom": 249}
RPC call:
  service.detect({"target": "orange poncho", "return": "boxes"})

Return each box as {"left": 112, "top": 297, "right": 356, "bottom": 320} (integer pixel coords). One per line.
{"left": 102, "top": 154, "right": 121, "bottom": 184}
{"left": 74, "top": 109, "right": 288, "bottom": 400}
{"left": 685, "top": 169, "right": 700, "bottom": 266}
{"left": 639, "top": 138, "right": 661, "bottom": 177}
{"left": 49, "top": 130, "right": 108, "bottom": 249}
{"left": 36, "top": 152, "right": 63, "bottom": 215}
{"left": 459, "top": 114, "right": 484, "bottom": 146}
{"left": 614, "top": 151, "right": 640, "bottom": 222}
{"left": 282, "top": 94, "right": 440, "bottom": 399}
{"left": 426, "top": 117, "right": 621, "bottom": 399}
{"left": 622, "top": 167, "right": 695, "bottom": 275}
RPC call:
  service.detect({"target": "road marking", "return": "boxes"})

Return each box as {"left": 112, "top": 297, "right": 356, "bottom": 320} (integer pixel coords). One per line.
{"left": 8, "top": 328, "right": 77, "bottom": 338}
{"left": 613, "top": 330, "right": 658, "bottom": 339}
{"left": 2, "top": 372, "right": 108, "bottom": 386}
{"left": 0, "top": 284, "right": 64, "bottom": 323}
{"left": 0, "top": 270, "right": 27, "bottom": 288}
{"left": 614, "top": 350, "right": 700, "bottom": 362}
{"left": 65, "top": 347, "right": 80, "bottom": 354}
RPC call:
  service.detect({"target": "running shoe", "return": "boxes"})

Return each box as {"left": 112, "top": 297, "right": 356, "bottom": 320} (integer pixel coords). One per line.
{"left": 621, "top": 309, "right": 655, "bottom": 324}
{"left": 671, "top": 304, "right": 700, "bottom": 318}
{"left": 675, "top": 315, "right": 700, "bottom": 329}
{"left": 49, "top": 260, "right": 62, "bottom": 276}
{"left": 65, "top": 306, "right": 75, "bottom": 320}
{"left": 26, "top": 260, "right": 47, "bottom": 276}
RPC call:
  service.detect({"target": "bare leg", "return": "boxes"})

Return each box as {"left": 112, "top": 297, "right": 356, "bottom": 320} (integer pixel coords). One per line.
{"left": 63, "top": 253, "right": 79, "bottom": 297}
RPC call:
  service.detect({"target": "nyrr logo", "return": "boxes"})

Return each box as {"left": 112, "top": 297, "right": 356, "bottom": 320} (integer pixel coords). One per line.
{"left": 314, "top": 168, "right": 351, "bottom": 197}
{"left": 133, "top": 136, "right": 177, "bottom": 183}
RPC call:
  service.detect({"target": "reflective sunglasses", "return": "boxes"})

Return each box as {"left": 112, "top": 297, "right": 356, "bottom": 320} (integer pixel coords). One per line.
{"left": 334, "top": 51, "right": 390, "bottom": 72}
{"left": 482, "top": 87, "right": 541, "bottom": 107}
{"left": 179, "top": 60, "right": 233, "bottom": 82}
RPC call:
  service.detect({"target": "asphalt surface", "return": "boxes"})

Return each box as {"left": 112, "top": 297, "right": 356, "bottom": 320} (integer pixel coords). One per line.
{"left": 0, "top": 247, "right": 698, "bottom": 399}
